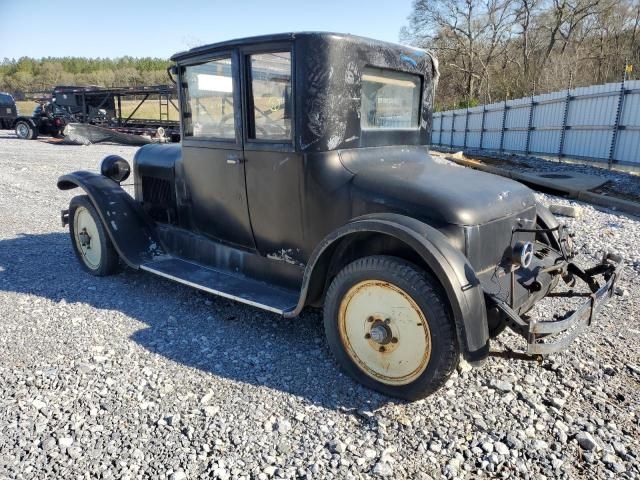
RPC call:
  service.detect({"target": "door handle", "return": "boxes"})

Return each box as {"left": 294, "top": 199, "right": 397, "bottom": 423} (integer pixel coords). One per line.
{"left": 226, "top": 154, "right": 244, "bottom": 165}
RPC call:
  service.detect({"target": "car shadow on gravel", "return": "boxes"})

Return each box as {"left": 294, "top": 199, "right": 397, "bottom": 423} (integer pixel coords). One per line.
{"left": 0, "top": 232, "right": 394, "bottom": 413}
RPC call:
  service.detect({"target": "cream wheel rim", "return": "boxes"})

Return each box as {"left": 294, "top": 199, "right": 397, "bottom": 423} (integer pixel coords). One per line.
{"left": 338, "top": 280, "right": 432, "bottom": 385}
{"left": 73, "top": 206, "right": 102, "bottom": 269}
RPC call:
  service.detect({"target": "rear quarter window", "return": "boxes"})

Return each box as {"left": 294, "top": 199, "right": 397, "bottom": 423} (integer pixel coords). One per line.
{"left": 361, "top": 67, "right": 421, "bottom": 129}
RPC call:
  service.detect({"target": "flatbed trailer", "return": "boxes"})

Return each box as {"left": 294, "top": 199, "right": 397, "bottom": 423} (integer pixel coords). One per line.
{"left": 52, "top": 84, "right": 180, "bottom": 141}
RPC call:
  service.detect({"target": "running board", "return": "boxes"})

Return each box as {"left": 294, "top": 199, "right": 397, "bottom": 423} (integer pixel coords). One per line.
{"left": 140, "top": 257, "right": 299, "bottom": 315}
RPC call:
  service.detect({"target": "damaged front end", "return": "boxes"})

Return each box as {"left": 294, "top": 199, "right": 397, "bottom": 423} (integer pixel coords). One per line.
{"left": 483, "top": 223, "right": 622, "bottom": 357}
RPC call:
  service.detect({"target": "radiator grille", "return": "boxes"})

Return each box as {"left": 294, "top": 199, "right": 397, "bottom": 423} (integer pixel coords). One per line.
{"left": 141, "top": 176, "right": 173, "bottom": 206}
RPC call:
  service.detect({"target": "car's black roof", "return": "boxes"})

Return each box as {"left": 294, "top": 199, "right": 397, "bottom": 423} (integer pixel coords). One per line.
{"left": 170, "top": 31, "right": 424, "bottom": 61}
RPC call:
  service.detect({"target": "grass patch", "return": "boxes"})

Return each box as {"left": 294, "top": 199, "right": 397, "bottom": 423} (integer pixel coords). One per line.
{"left": 16, "top": 101, "right": 37, "bottom": 115}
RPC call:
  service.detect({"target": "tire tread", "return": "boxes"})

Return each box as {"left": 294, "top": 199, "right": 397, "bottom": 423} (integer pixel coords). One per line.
{"left": 324, "top": 255, "right": 459, "bottom": 400}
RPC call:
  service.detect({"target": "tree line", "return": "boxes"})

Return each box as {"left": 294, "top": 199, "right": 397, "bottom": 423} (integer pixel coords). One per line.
{"left": 0, "top": 57, "right": 172, "bottom": 97}
{"left": 401, "top": 0, "right": 640, "bottom": 110}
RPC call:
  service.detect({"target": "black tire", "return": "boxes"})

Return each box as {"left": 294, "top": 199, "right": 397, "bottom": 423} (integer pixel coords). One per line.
{"left": 68, "top": 195, "right": 120, "bottom": 276}
{"left": 323, "top": 255, "right": 459, "bottom": 400}
{"left": 15, "top": 120, "right": 35, "bottom": 140}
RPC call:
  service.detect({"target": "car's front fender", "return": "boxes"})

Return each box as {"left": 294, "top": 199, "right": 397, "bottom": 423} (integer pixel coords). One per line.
{"left": 58, "top": 171, "right": 164, "bottom": 268}
{"left": 288, "top": 213, "right": 490, "bottom": 362}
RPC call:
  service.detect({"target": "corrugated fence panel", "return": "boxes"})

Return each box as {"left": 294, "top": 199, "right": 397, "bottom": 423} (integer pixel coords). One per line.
{"left": 616, "top": 80, "right": 640, "bottom": 164}
{"left": 482, "top": 106, "right": 503, "bottom": 150}
{"left": 432, "top": 114, "right": 442, "bottom": 144}
{"left": 452, "top": 112, "right": 467, "bottom": 147}
{"left": 503, "top": 98, "right": 530, "bottom": 152}
{"left": 563, "top": 129, "right": 613, "bottom": 159}
{"left": 530, "top": 130, "right": 562, "bottom": 155}
{"left": 464, "top": 108, "right": 482, "bottom": 148}
{"left": 431, "top": 80, "right": 640, "bottom": 165}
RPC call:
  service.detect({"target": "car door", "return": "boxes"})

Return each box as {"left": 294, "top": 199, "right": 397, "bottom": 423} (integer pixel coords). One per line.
{"left": 241, "top": 46, "right": 306, "bottom": 262}
{"left": 179, "top": 51, "right": 256, "bottom": 249}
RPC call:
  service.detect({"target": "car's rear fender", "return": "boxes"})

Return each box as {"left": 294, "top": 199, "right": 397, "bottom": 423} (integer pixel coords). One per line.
{"left": 289, "top": 213, "right": 490, "bottom": 362}
{"left": 58, "top": 171, "right": 164, "bottom": 268}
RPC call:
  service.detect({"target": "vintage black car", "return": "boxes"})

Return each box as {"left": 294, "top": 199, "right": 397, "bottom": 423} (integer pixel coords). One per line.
{"left": 14, "top": 101, "right": 70, "bottom": 139}
{"left": 0, "top": 92, "right": 17, "bottom": 129}
{"left": 57, "top": 33, "right": 621, "bottom": 400}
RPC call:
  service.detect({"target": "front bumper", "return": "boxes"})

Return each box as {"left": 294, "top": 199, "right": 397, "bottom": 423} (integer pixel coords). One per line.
{"left": 492, "top": 252, "right": 622, "bottom": 355}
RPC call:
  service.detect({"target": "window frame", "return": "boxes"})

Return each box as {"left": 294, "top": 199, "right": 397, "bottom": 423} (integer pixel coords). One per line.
{"left": 240, "top": 42, "right": 295, "bottom": 152}
{"left": 179, "top": 50, "right": 243, "bottom": 149}
{"left": 360, "top": 65, "right": 423, "bottom": 132}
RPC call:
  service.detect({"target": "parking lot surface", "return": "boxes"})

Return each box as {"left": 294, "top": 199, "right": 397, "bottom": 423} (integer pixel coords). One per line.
{"left": 0, "top": 130, "right": 638, "bottom": 479}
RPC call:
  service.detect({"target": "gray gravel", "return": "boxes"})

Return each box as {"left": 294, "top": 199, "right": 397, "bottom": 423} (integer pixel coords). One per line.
{"left": 0, "top": 129, "right": 639, "bottom": 479}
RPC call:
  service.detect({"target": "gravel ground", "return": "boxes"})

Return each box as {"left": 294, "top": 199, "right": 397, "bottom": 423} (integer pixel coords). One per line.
{"left": 0, "top": 130, "right": 639, "bottom": 479}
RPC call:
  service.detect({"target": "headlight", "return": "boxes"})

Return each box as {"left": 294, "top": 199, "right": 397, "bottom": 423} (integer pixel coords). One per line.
{"left": 100, "top": 155, "right": 131, "bottom": 183}
{"left": 512, "top": 241, "right": 534, "bottom": 268}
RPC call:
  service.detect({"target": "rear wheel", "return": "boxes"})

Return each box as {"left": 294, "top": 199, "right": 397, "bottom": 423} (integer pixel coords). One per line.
{"left": 69, "top": 195, "right": 120, "bottom": 276}
{"left": 323, "top": 256, "right": 459, "bottom": 400}
{"left": 15, "top": 120, "right": 35, "bottom": 140}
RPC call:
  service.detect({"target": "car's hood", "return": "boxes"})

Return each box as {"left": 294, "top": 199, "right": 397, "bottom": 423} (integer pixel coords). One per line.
{"left": 339, "top": 146, "right": 535, "bottom": 226}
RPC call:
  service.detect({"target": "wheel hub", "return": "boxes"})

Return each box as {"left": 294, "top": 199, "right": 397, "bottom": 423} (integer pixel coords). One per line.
{"left": 369, "top": 321, "right": 392, "bottom": 345}
{"left": 338, "top": 280, "right": 432, "bottom": 386}
{"left": 73, "top": 206, "right": 102, "bottom": 270}
{"left": 78, "top": 228, "right": 91, "bottom": 248}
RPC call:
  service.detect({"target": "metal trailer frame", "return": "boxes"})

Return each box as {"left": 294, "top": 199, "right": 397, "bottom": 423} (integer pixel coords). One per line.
{"left": 36, "top": 85, "right": 181, "bottom": 140}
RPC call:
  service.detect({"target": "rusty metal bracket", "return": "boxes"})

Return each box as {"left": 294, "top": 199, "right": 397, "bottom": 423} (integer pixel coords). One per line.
{"left": 60, "top": 209, "right": 69, "bottom": 227}
{"left": 490, "top": 253, "right": 621, "bottom": 356}
{"left": 489, "top": 348, "right": 543, "bottom": 362}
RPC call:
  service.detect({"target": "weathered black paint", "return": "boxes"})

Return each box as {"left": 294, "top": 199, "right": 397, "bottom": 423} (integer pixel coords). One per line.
{"left": 57, "top": 172, "right": 164, "bottom": 267}
{"left": 58, "top": 32, "right": 602, "bottom": 362}
{"left": 171, "top": 32, "right": 437, "bottom": 153}
{"left": 0, "top": 92, "right": 17, "bottom": 129}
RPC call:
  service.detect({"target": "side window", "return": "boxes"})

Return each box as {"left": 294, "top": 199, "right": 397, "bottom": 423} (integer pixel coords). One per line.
{"left": 183, "top": 57, "right": 235, "bottom": 139}
{"left": 361, "top": 67, "right": 421, "bottom": 129}
{"left": 248, "top": 52, "right": 292, "bottom": 141}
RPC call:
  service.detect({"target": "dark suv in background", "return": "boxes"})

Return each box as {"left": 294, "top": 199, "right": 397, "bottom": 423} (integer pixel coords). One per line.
{"left": 0, "top": 92, "right": 17, "bottom": 129}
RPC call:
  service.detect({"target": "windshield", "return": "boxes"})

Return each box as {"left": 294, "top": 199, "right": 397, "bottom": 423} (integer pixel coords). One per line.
{"left": 0, "top": 93, "right": 14, "bottom": 106}
{"left": 361, "top": 67, "right": 421, "bottom": 129}
{"left": 183, "top": 57, "right": 235, "bottom": 139}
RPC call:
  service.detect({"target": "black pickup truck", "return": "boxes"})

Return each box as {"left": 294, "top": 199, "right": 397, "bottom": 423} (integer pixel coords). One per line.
{"left": 0, "top": 92, "right": 17, "bottom": 129}
{"left": 14, "top": 101, "right": 70, "bottom": 139}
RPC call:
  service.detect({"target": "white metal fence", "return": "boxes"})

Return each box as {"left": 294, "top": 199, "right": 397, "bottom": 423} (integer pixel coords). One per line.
{"left": 431, "top": 80, "right": 640, "bottom": 166}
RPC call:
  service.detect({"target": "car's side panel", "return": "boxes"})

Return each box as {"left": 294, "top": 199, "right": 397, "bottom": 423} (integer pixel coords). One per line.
{"left": 155, "top": 224, "right": 304, "bottom": 291}
{"left": 57, "top": 171, "right": 164, "bottom": 268}
{"left": 181, "top": 142, "right": 256, "bottom": 249}
{"left": 294, "top": 33, "right": 437, "bottom": 153}
{"left": 288, "top": 214, "right": 490, "bottom": 362}
{"left": 244, "top": 150, "right": 306, "bottom": 260}
{"left": 0, "top": 98, "right": 17, "bottom": 129}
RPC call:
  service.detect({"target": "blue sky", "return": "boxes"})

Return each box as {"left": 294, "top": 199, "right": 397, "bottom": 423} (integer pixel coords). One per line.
{"left": 0, "top": 0, "right": 414, "bottom": 59}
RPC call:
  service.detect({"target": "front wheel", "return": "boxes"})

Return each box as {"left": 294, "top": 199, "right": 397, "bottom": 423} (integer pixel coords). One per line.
{"left": 68, "top": 195, "right": 120, "bottom": 276}
{"left": 323, "top": 256, "right": 459, "bottom": 400}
